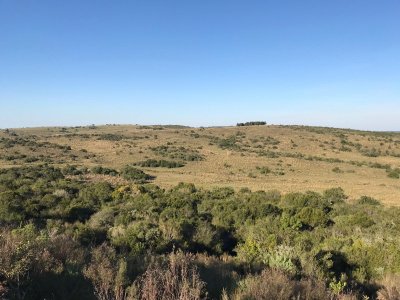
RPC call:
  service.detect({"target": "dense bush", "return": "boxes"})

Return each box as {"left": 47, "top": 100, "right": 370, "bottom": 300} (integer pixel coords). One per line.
{"left": 216, "top": 136, "right": 238, "bottom": 150}
{"left": 360, "top": 147, "right": 381, "bottom": 157}
{"left": 229, "top": 269, "right": 331, "bottom": 300}
{"left": 387, "top": 168, "right": 400, "bottom": 179}
{"left": 91, "top": 166, "right": 119, "bottom": 176}
{"left": 150, "top": 145, "right": 204, "bottom": 161}
{"left": 120, "top": 166, "right": 153, "bottom": 183}
{"left": 0, "top": 165, "right": 400, "bottom": 299}
{"left": 97, "top": 134, "right": 125, "bottom": 141}
{"left": 63, "top": 164, "right": 88, "bottom": 175}
{"left": 134, "top": 159, "right": 185, "bottom": 168}
{"left": 357, "top": 196, "right": 381, "bottom": 206}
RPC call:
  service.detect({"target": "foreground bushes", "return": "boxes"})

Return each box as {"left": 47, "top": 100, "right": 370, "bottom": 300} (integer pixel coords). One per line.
{"left": 136, "top": 251, "right": 206, "bottom": 300}
{"left": 1, "top": 165, "right": 400, "bottom": 299}
{"left": 229, "top": 269, "right": 331, "bottom": 300}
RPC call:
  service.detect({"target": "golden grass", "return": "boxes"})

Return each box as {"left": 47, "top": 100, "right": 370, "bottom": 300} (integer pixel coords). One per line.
{"left": 1, "top": 124, "right": 400, "bottom": 205}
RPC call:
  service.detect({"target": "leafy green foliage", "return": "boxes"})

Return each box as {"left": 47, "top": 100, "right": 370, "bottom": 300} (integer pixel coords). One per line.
{"left": 357, "top": 195, "right": 381, "bottom": 206}
{"left": 150, "top": 145, "right": 204, "bottom": 161}
{"left": 387, "top": 168, "right": 400, "bottom": 179}
{"left": 134, "top": 159, "right": 185, "bottom": 168}
{"left": 91, "top": 166, "right": 119, "bottom": 176}
{"left": 0, "top": 165, "right": 399, "bottom": 299}
{"left": 97, "top": 133, "right": 125, "bottom": 141}
{"left": 120, "top": 165, "right": 152, "bottom": 183}
{"left": 216, "top": 136, "right": 238, "bottom": 150}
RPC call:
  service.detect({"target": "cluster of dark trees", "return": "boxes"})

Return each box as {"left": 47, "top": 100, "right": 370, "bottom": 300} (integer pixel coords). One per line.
{"left": 0, "top": 165, "right": 399, "bottom": 299}
{"left": 236, "top": 121, "right": 266, "bottom": 126}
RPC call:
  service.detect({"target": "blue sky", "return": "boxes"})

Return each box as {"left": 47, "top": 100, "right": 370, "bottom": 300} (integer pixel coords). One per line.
{"left": 0, "top": 0, "right": 399, "bottom": 130}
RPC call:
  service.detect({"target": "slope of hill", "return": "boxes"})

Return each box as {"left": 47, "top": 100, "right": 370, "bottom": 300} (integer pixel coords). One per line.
{"left": 1, "top": 124, "right": 399, "bottom": 205}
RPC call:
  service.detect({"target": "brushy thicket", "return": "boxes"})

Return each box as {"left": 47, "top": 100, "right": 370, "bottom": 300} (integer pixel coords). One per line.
{"left": 134, "top": 159, "right": 185, "bottom": 168}
{"left": 0, "top": 165, "right": 400, "bottom": 299}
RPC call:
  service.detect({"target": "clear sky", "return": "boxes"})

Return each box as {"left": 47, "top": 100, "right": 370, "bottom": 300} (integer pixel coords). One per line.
{"left": 1, "top": 0, "right": 399, "bottom": 130}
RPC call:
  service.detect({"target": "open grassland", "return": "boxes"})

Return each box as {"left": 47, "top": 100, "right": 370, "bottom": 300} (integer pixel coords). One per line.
{"left": 1, "top": 124, "right": 400, "bottom": 205}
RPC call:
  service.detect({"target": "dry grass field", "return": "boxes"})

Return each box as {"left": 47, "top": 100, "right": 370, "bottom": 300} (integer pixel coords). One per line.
{"left": 1, "top": 124, "right": 400, "bottom": 205}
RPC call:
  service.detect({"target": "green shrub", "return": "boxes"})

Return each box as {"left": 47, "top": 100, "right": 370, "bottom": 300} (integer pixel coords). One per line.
{"left": 120, "top": 165, "right": 152, "bottom": 183}
{"left": 332, "top": 166, "right": 343, "bottom": 173}
{"left": 134, "top": 159, "right": 185, "bottom": 168}
{"left": 91, "top": 166, "right": 119, "bottom": 176}
{"left": 357, "top": 196, "right": 381, "bottom": 206}
{"left": 217, "top": 136, "right": 238, "bottom": 150}
{"left": 256, "top": 166, "right": 271, "bottom": 174}
{"left": 295, "top": 207, "right": 330, "bottom": 228}
{"left": 323, "top": 187, "right": 347, "bottom": 204}
{"left": 150, "top": 145, "right": 204, "bottom": 161}
{"left": 97, "top": 133, "right": 124, "bottom": 141}
{"left": 63, "top": 165, "right": 87, "bottom": 175}
{"left": 337, "top": 212, "right": 375, "bottom": 228}
{"left": 360, "top": 147, "right": 381, "bottom": 157}
{"left": 387, "top": 168, "right": 400, "bottom": 179}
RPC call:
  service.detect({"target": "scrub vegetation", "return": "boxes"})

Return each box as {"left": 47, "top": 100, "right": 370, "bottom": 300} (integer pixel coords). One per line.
{"left": 0, "top": 124, "right": 400, "bottom": 299}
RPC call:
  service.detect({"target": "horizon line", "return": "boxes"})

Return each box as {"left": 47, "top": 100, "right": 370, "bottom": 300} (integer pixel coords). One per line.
{"left": 1, "top": 123, "right": 399, "bottom": 134}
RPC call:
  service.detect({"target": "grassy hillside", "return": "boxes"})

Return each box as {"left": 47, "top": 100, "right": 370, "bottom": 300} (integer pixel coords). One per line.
{"left": 1, "top": 124, "right": 400, "bottom": 205}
